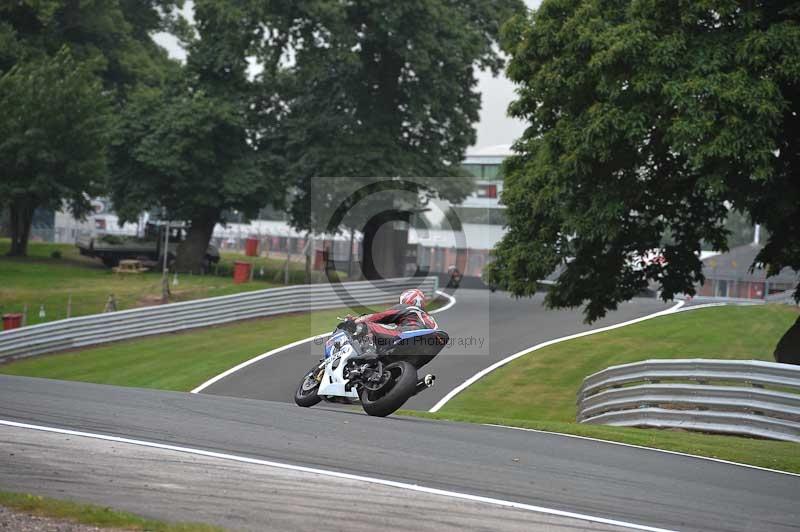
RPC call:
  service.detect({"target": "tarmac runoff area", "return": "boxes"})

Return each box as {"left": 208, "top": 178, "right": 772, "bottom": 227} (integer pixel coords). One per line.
{"left": 0, "top": 426, "right": 630, "bottom": 532}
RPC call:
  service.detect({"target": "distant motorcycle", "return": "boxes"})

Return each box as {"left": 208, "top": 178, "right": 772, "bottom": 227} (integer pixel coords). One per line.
{"left": 294, "top": 318, "right": 448, "bottom": 417}
{"left": 446, "top": 265, "right": 462, "bottom": 289}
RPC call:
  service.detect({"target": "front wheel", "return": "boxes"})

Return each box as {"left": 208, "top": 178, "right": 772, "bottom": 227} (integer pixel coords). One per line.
{"left": 359, "top": 361, "right": 418, "bottom": 417}
{"left": 294, "top": 364, "right": 324, "bottom": 407}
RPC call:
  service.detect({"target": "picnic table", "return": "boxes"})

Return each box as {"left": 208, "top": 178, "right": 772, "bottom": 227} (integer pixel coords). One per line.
{"left": 112, "top": 259, "right": 149, "bottom": 275}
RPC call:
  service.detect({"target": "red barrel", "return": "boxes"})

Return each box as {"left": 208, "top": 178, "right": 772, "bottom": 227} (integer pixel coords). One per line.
{"left": 2, "top": 313, "right": 23, "bottom": 330}
{"left": 245, "top": 237, "right": 259, "bottom": 257}
{"left": 314, "top": 249, "right": 325, "bottom": 270}
{"left": 233, "top": 261, "right": 252, "bottom": 284}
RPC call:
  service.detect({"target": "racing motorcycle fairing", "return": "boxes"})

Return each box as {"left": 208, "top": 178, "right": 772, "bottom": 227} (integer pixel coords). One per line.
{"left": 317, "top": 333, "right": 360, "bottom": 399}
{"left": 388, "top": 329, "right": 449, "bottom": 370}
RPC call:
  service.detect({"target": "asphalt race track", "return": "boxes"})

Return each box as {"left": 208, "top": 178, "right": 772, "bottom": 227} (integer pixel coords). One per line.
{"left": 1, "top": 376, "right": 798, "bottom": 532}
{"left": 201, "top": 289, "right": 673, "bottom": 410}
{"left": 3, "top": 290, "right": 797, "bottom": 531}
{"left": 0, "top": 425, "right": 628, "bottom": 532}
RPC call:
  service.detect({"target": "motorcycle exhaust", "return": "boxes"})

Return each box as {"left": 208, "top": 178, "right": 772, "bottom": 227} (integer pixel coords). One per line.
{"left": 414, "top": 374, "right": 436, "bottom": 395}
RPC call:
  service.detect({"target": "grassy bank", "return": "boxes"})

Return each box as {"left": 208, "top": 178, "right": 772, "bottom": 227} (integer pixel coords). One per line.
{"left": 0, "top": 491, "right": 223, "bottom": 531}
{"left": 441, "top": 305, "right": 796, "bottom": 421}
{"left": 0, "top": 296, "right": 445, "bottom": 391}
{"left": 0, "top": 240, "right": 282, "bottom": 325}
{"left": 0, "top": 307, "right": 348, "bottom": 391}
{"left": 0, "top": 240, "right": 357, "bottom": 326}
{"left": 402, "top": 304, "right": 800, "bottom": 473}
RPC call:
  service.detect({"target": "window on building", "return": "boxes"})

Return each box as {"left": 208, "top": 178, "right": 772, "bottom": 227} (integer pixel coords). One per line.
{"left": 481, "top": 164, "right": 502, "bottom": 181}
{"left": 462, "top": 164, "right": 483, "bottom": 178}
{"left": 461, "top": 163, "right": 504, "bottom": 181}
{"left": 450, "top": 206, "right": 506, "bottom": 225}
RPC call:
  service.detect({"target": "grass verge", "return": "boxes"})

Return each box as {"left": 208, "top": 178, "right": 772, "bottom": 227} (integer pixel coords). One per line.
{"left": 0, "top": 308, "right": 349, "bottom": 391}
{"left": 0, "top": 491, "right": 223, "bottom": 531}
{"left": 0, "top": 240, "right": 282, "bottom": 326}
{"left": 401, "top": 304, "right": 800, "bottom": 474}
{"left": 0, "top": 297, "right": 446, "bottom": 391}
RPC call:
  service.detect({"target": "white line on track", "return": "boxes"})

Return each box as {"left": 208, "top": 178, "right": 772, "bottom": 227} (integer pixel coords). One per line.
{"left": 190, "top": 334, "right": 328, "bottom": 393}
{"left": 432, "top": 289, "right": 456, "bottom": 314}
{"left": 191, "top": 288, "right": 456, "bottom": 394}
{"left": 481, "top": 423, "right": 800, "bottom": 478}
{"left": 429, "top": 300, "right": 800, "bottom": 477}
{"left": 429, "top": 301, "right": 687, "bottom": 412}
{"left": 0, "top": 418, "right": 674, "bottom": 532}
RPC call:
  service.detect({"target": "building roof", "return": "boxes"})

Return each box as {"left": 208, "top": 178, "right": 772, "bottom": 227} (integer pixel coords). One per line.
{"left": 702, "top": 243, "right": 799, "bottom": 284}
{"left": 408, "top": 223, "right": 506, "bottom": 250}
{"left": 466, "top": 144, "right": 514, "bottom": 157}
{"left": 464, "top": 144, "right": 514, "bottom": 165}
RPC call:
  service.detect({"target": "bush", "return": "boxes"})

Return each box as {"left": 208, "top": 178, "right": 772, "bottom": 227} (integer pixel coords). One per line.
{"left": 50, "top": 250, "right": 62, "bottom": 259}
{"left": 98, "top": 234, "right": 126, "bottom": 245}
{"left": 214, "top": 263, "right": 232, "bottom": 277}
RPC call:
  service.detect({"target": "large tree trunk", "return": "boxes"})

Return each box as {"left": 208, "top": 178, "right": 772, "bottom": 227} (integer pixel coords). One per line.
{"left": 361, "top": 209, "right": 409, "bottom": 280}
{"left": 775, "top": 315, "right": 800, "bottom": 365}
{"left": 7, "top": 199, "right": 35, "bottom": 257}
{"left": 0, "top": 207, "right": 10, "bottom": 238}
{"left": 175, "top": 211, "right": 218, "bottom": 274}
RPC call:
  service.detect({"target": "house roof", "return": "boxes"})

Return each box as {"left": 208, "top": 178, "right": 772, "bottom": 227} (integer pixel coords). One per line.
{"left": 465, "top": 144, "right": 514, "bottom": 158}
{"left": 702, "top": 244, "right": 799, "bottom": 284}
{"left": 408, "top": 223, "right": 506, "bottom": 250}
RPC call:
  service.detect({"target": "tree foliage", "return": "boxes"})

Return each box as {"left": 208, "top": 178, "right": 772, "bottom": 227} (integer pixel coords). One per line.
{"left": 0, "top": 0, "right": 183, "bottom": 95}
{"left": 487, "top": 0, "right": 800, "bottom": 321}
{"left": 280, "top": 0, "right": 525, "bottom": 234}
{"left": 0, "top": 48, "right": 110, "bottom": 256}
{"left": 0, "top": 0, "right": 182, "bottom": 256}
{"left": 109, "top": 1, "right": 290, "bottom": 272}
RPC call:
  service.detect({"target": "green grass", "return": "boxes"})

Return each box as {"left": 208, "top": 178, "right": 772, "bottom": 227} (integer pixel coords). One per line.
{"left": 0, "top": 239, "right": 353, "bottom": 326}
{"left": 401, "top": 304, "right": 800, "bottom": 473}
{"left": 442, "top": 305, "right": 797, "bottom": 421}
{"left": 214, "top": 249, "right": 347, "bottom": 284}
{"left": 0, "top": 307, "right": 350, "bottom": 391}
{"left": 0, "top": 491, "right": 223, "bottom": 531}
{"left": 0, "top": 297, "right": 445, "bottom": 391}
{"left": 0, "top": 240, "right": 283, "bottom": 325}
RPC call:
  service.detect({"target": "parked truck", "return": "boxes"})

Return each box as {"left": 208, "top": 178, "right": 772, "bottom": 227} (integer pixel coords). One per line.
{"left": 76, "top": 221, "right": 220, "bottom": 270}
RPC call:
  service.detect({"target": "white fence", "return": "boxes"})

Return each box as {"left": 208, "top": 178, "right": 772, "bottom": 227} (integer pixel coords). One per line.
{"left": 0, "top": 277, "right": 438, "bottom": 362}
{"left": 577, "top": 359, "right": 800, "bottom": 443}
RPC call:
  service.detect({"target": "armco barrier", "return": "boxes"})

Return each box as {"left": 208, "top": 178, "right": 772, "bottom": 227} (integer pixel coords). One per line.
{"left": 576, "top": 359, "right": 800, "bottom": 443}
{"left": 0, "top": 277, "right": 438, "bottom": 362}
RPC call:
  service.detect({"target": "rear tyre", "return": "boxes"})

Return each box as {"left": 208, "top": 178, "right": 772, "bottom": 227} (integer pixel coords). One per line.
{"left": 359, "top": 361, "right": 418, "bottom": 417}
{"left": 294, "top": 365, "right": 323, "bottom": 407}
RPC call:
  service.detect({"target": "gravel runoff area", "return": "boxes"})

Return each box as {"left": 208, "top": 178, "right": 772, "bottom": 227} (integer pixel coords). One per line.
{"left": 0, "top": 505, "right": 126, "bottom": 532}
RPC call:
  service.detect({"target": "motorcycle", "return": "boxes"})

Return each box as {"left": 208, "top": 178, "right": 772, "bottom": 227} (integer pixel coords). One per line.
{"left": 294, "top": 318, "right": 449, "bottom": 417}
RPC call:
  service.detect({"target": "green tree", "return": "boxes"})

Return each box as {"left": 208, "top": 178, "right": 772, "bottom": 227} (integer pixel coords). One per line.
{"left": 0, "top": 1, "right": 183, "bottom": 95}
{"left": 0, "top": 1, "right": 182, "bottom": 256}
{"left": 280, "top": 0, "right": 525, "bottom": 278}
{"left": 487, "top": 0, "right": 800, "bottom": 321}
{"left": 109, "top": 1, "right": 290, "bottom": 272}
{"left": 0, "top": 48, "right": 110, "bottom": 256}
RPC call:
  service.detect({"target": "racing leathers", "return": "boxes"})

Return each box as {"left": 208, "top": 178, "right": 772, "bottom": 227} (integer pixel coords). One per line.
{"left": 355, "top": 303, "right": 438, "bottom": 351}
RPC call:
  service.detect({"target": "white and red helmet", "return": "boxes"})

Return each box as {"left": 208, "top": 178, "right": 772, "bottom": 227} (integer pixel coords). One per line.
{"left": 399, "top": 288, "right": 425, "bottom": 309}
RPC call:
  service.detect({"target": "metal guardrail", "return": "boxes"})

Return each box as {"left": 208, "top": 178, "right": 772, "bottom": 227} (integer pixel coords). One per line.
{"left": 766, "top": 288, "right": 799, "bottom": 303}
{"left": 0, "top": 277, "right": 438, "bottom": 362}
{"left": 577, "top": 359, "right": 800, "bottom": 443}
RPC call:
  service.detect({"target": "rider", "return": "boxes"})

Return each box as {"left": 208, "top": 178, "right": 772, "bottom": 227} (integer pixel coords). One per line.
{"left": 354, "top": 288, "right": 438, "bottom": 351}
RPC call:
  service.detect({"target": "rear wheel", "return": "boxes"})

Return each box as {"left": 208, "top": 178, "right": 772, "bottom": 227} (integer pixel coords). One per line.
{"left": 294, "top": 364, "right": 324, "bottom": 407}
{"left": 359, "top": 361, "right": 417, "bottom": 417}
